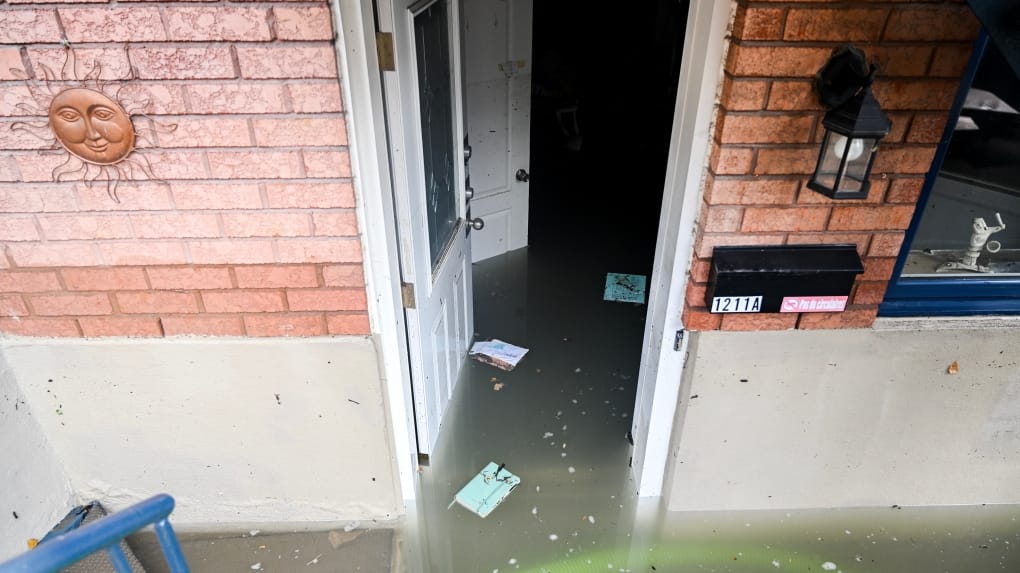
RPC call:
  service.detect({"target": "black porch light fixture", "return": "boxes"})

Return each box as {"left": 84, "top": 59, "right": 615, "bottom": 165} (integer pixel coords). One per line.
{"left": 807, "top": 46, "right": 891, "bottom": 200}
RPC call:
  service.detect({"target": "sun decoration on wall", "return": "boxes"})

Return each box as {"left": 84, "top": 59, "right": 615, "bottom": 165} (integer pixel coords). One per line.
{"left": 10, "top": 45, "right": 175, "bottom": 202}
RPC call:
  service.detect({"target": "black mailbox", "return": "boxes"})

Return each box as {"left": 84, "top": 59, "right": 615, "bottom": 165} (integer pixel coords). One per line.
{"left": 705, "top": 245, "right": 864, "bottom": 314}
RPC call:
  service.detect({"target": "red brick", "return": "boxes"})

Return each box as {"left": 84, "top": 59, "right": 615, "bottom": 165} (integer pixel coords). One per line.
{"left": 872, "top": 81, "right": 959, "bottom": 111}
{"left": 929, "top": 44, "right": 973, "bottom": 78}
{"left": 721, "top": 79, "right": 768, "bottom": 111}
{"left": 287, "top": 83, "right": 344, "bottom": 113}
{"left": 797, "top": 306, "right": 878, "bottom": 329}
{"left": 129, "top": 46, "right": 235, "bottom": 80}
{"left": 742, "top": 207, "right": 828, "bottom": 232}
{"left": 710, "top": 145, "right": 754, "bottom": 175}
{"left": 766, "top": 81, "right": 823, "bottom": 111}
{"left": 157, "top": 118, "right": 252, "bottom": 148}
{"left": 861, "top": 257, "right": 897, "bottom": 281}
{"left": 29, "top": 293, "right": 111, "bottom": 316}
{"left": 185, "top": 84, "right": 288, "bottom": 114}
{"left": 203, "top": 290, "right": 285, "bottom": 313}
{"left": 726, "top": 45, "right": 832, "bottom": 78}
{"left": 0, "top": 217, "right": 39, "bottom": 241}
{"left": 734, "top": 6, "right": 784, "bottom": 40}
{"left": 853, "top": 281, "right": 888, "bottom": 306}
{"left": 689, "top": 259, "right": 711, "bottom": 283}
{"left": 59, "top": 7, "right": 166, "bottom": 42}
{"left": 146, "top": 267, "right": 232, "bottom": 290}
{"left": 303, "top": 150, "right": 352, "bottom": 178}
{"left": 886, "top": 178, "right": 924, "bottom": 203}
{"left": 706, "top": 178, "right": 798, "bottom": 205}
{"left": 98, "top": 242, "right": 189, "bottom": 266}
{"left": 164, "top": 7, "right": 271, "bottom": 41}
{"left": 682, "top": 307, "right": 721, "bottom": 331}
{"left": 0, "top": 317, "right": 80, "bottom": 337}
{"left": 114, "top": 84, "right": 189, "bottom": 114}
{"left": 62, "top": 268, "right": 148, "bottom": 291}
{"left": 0, "top": 87, "right": 35, "bottom": 118}
{"left": 131, "top": 213, "right": 221, "bottom": 239}
{"left": 884, "top": 6, "right": 978, "bottom": 42}
{"left": 0, "top": 184, "right": 76, "bottom": 212}
{"left": 162, "top": 315, "right": 245, "bottom": 336}
{"left": 236, "top": 45, "right": 337, "bottom": 79}
{"left": 326, "top": 313, "right": 370, "bottom": 335}
{"left": 0, "top": 9, "right": 62, "bottom": 43}
{"left": 829, "top": 205, "right": 915, "bottom": 231}
{"left": 862, "top": 46, "right": 933, "bottom": 78}
{"left": 869, "top": 233, "right": 906, "bottom": 257}
{"left": 8, "top": 244, "right": 98, "bottom": 267}
{"left": 189, "top": 240, "right": 275, "bottom": 265}
{"left": 244, "top": 313, "right": 326, "bottom": 337}
{"left": 797, "top": 179, "right": 888, "bottom": 204}
{"left": 0, "top": 271, "right": 60, "bottom": 293}
{"left": 273, "top": 6, "right": 333, "bottom": 40}
{"left": 786, "top": 233, "right": 870, "bottom": 256}
{"left": 79, "top": 316, "right": 163, "bottom": 337}
{"left": 14, "top": 153, "right": 80, "bottom": 182}
{"left": 0, "top": 295, "right": 28, "bottom": 315}
{"left": 322, "top": 264, "right": 364, "bottom": 287}
{"left": 287, "top": 288, "right": 367, "bottom": 311}
{"left": 312, "top": 212, "right": 359, "bottom": 236}
{"left": 235, "top": 265, "right": 319, "bottom": 288}
{"left": 277, "top": 238, "right": 362, "bottom": 263}
{"left": 695, "top": 233, "right": 786, "bottom": 258}
{"left": 208, "top": 151, "right": 304, "bottom": 179}
{"left": 719, "top": 114, "right": 815, "bottom": 144}
{"left": 784, "top": 9, "right": 887, "bottom": 42}
{"left": 906, "top": 114, "right": 948, "bottom": 144}
{"left": 172, "top": 183, "right": 264, "bottom": 210}
{"left": 253, "top": 117, "right": 347, "bottom": 147}
{"left": 0, "top": 119, "right": 55, "bottom": 151}
{"left": 0, "top": 49, "right": 26, "bottom": 80}
{"left": 0, "top": 157, "right": 17, "bottom": 182}
{"left": 721, "top": 313, "right": 798, "bottom": 331}
{"left": 143, "top": 151, "right": 211, "bottom": 180}
{"left": 222, "top": 212, "right": 310, "bottom": 238}
{"left": 27, "top": 47, "right": 132, "bottom": 81}
{"left": 265, "top": 182, "right": 355, "bottom": 208}
{"left": 703, "top": 206, "right": 743, "bottom": 233}
{"left": 685, "top": 282, "right": 707, "bottom": 309}
{"left": 117, "top": 291, "right": 199, "bottom": 314}
{"left": 37, "top": 215, "right": 133, "bottom": 240}
{"left": 76, "top": 182, "right": 175, "bottom": 212}
{"left": 873, "top": 146, "right": 936, "bottom": 175}
{"left": 754, "top": 148, "right": 818, "bottom": 175}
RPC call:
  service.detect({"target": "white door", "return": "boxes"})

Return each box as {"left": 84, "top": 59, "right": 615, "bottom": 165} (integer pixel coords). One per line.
{"left": 462, "top": 0, "right": 533, "bottom": 262}
{"left": 381, "top": 0, "right": 474, "bottom": 454}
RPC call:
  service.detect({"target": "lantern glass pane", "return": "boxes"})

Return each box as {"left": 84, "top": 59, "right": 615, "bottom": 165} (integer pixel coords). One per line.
{"left": 812, "top": 130, "right": 846, "bottom": 191}
{"left": 836, "top": 137, "right": 876, "bottom": 193}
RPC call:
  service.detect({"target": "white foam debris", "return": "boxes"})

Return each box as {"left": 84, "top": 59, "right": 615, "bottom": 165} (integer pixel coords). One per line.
{"left": 508, "top": 558, "right": 518, "bottom": 565}
{"left": 250, "top": 564, "right": 262, "bottom": 571}
{"left": 249, "top": 529, "right": 260, "bottom": 536}
{"left": 306, "top": 554, "right": 321, "bottom": 565}
{"left": 536, "top": 485, "right": 541, "bottom": 492}
{"left": 343, "top": 521, "right": 359, "bottom": 532}
{"left": 531, "top": 506, "right": 538, "bottom": 515}
{"left": 571, "top": 399, "right": 578, "bottom": 404}
{"left": 845, "top": 530, "right": 852, "bottom": 535}
{"left": 575, "top": 368, "right": 581, "bottom": 373}
{"left": 543, "top": 432, "right": 554, "bottom": 438}
{"left": 549, "top": 534, "right": 559, "bottom": 541}
{"left": 821, "top": 562, "right": 837, "bottom": 570}
{"left": 587, "top": 515, "right": 595, "bottom": 524}
{"left": 562, "top": 425, "right": 568, "bottom": 430}
{"left": 568, "top": 466, "right": 576, "bottom": 473}
{"left": 561, "top": 453, "right": 567, "bottom": 458}
{"left": 556, "top": 410, "right": 563, "bottom": 416}
{"left": 562, "top": 443, "right": 567, "bottom": 448}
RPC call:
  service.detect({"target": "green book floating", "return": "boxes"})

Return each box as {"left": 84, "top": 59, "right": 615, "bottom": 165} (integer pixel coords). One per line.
{"left": 604, "top": 272, "right": 647, "bottom": 304}
{"left": 449, "top": 462, "right": 521, "bottom": 518}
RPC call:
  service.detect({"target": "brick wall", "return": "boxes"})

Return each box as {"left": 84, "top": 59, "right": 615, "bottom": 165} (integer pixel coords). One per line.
{"left": 683, "top": 0, "right": 979, "bottom": 331}
{"left": 0, "top": 1, "right": 370, "bottom": 337}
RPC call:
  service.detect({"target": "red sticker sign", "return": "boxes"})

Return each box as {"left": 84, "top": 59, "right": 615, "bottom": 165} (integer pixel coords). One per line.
{"left": 780, "top": 296, "right": 848, "bottom": 313}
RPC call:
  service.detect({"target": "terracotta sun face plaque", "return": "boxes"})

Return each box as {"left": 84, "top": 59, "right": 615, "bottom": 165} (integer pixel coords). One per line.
{"left": 48, "top": 87, "right": 136, "bottom": 165}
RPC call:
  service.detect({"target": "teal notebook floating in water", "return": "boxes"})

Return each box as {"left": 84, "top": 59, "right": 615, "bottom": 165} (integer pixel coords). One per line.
{"left": 449, "top": 462, "right": 521, "bottom": 518}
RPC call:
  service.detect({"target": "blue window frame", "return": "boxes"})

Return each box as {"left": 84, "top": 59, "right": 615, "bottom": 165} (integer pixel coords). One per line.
{"left": 881, "top": 30, "right": 1020, "bottom": 317}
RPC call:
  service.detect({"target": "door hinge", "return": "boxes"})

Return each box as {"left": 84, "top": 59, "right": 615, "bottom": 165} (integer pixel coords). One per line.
{"left": 376, "top": 32, "right": 395, "bottom": 71}
{"left": 401, "top": 281, "right": 416, "bottom": 309}
{"left": 673, "top": 329, "right": 685, "bottom": 351}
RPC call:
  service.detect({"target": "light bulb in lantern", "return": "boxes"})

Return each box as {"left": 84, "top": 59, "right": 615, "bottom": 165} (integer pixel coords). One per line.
{"left": 830, "top": 133, "right": 864, "bottom": 161}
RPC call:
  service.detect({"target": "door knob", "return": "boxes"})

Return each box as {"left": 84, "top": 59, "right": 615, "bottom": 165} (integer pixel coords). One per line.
{"left": 515, "top": 168, "right": 530, "bottom": 182}
{"left": 469, "top": 218, "right": 485, "bottom": 230}
{"left": 465, "top": 186, "right": 474, "bottom": 200}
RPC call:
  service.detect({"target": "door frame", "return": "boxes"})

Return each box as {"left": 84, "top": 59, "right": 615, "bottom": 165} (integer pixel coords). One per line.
{"left": 332, "top": 0, "right": 733, "bottom": 502}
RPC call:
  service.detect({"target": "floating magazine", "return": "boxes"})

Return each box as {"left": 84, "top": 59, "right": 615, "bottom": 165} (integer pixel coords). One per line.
{"left": 449, "top": 462, "right": 521, "bottom": 518}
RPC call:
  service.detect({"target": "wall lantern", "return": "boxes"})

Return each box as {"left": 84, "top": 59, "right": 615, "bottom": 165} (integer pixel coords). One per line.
{"left": 807, "top": 46, "right": 891, "bottom": 200}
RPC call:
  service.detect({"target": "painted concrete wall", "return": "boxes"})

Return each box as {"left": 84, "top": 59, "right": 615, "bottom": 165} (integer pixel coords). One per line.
{"left": 667, "top": 328, "right": 1020, "bottom": 510}
{"left": 0, "top": 350, "right": 75, "bottom": 561}
{"left": 3, "top": 337, "right": 401, "bottom": 526}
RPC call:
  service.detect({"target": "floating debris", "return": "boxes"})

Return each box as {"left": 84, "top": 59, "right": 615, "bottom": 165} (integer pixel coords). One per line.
{"left": 604, "top": 272, "right": 647, "bottom": 304}
{"left": 470, "top": 340, "right": 529, "bottom": 371}
{"left": 543, "top": 432, "right": 554, "bottom": 438}
{"left": 250, "top": 563, "right": 262, "bottom": 570}
{"left": 587, "top": 515, "right": 595, "bottom": 524}
{"left": 821, "top": 562, "right": 837, "bottom": 571}
{"left": 568, "top": 466, "right": 576, "bottom": 474}
{"left": 549, "top": 534, "right": 559, "bottom": 541}
{"left": 947, "top": 361, "right": 959, "bottom": 375}
{"left": 493, "top": 382, "right": 505, "bottom": 391}
{"left": 450, "top": 462, "right": 520, "bottom": 518}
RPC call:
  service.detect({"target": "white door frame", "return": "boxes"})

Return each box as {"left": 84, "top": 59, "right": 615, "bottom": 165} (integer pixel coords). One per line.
{"left": 332, "top": 0, "right": 733, "bottom": 503}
